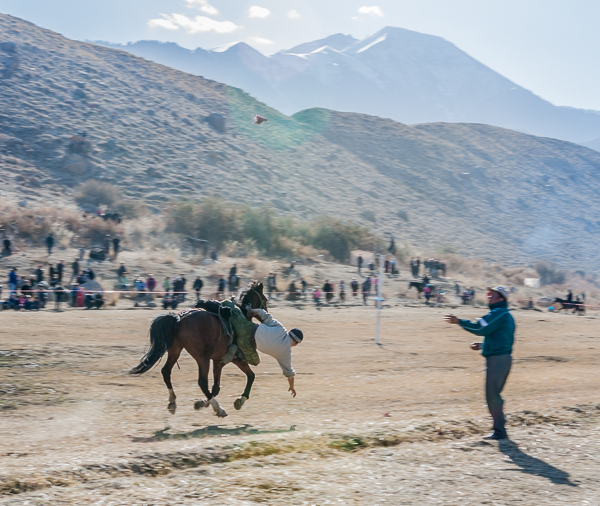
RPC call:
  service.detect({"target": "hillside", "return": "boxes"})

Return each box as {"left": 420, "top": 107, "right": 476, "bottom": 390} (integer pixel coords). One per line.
{"left": 2, "top": 14, "right": 600, "bottom": 269}
{"left": 96, "top": 27, "right": 600, "bottom": 144}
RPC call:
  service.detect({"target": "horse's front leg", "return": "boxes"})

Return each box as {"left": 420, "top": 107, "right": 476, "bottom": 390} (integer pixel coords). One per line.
{"left": 232, "top": 358, "right": 255, "bottom": 410}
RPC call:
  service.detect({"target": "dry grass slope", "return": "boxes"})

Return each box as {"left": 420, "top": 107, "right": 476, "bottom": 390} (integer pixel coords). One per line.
{"left": 2, "top": 14, "right": 600, "bottom": 269}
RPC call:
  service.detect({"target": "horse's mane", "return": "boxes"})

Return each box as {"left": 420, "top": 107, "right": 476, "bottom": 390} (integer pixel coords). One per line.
{"left": 237, "top": 280, "right": 261, "bottom": 302}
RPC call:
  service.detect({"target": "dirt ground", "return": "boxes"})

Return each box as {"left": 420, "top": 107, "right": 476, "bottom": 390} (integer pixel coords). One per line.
{"left": 1, "top": 300, "right": 599, "bottom": 505}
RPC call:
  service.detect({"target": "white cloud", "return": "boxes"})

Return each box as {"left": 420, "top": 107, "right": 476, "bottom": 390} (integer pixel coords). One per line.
{"left": 248, "top": 6, "right": 271, "bottom": 18}
{"left": 185, "top": 0, "right": 219, "bottom": 16}
{"left": 358, "top": 6, "right": 384, "bottom": 17}
{"left": 247, "top": 36, "right": 274, "bottom": 45}
{"left": 148, "top": 16, "right": 179, "bottom": 30}
{"left": 288, "top": 9, "right": 301, "bottom": 19}
{"left": 148, "top": 14, "right": 241, "bottom": 34}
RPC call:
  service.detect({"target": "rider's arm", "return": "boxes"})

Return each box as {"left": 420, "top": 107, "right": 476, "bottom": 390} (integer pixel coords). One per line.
{"left": 288, "top": 376, "right": 296, "bottom": 397}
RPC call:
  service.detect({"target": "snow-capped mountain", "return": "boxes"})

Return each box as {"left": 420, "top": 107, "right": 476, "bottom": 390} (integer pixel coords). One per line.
{"left": 95, "top": 27, "right": 600, "bottom": 143}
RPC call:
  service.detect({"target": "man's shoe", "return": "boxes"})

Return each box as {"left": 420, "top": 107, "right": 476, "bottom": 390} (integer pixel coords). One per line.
{"left": 483, "top": 432, "right": 507, "bottom": 440}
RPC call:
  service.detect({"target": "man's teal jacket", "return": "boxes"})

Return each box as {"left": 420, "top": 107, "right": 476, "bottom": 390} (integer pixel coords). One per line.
{"left": 459, "top": 301, "right": 515, "bottom": 357}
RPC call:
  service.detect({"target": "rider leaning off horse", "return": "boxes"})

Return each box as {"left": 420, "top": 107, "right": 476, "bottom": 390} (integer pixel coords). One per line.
{"left": 130, "top": 281, "right": 304, "bottom": 418}
{"left": 244, "top": 305, "right": 303, "bottom": 398}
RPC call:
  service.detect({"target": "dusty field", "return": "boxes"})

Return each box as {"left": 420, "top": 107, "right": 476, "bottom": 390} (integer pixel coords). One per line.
{"left": 1, "top": 302, "right": 599, "bottom": 505}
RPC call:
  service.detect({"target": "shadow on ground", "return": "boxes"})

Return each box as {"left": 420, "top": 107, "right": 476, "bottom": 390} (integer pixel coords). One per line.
{"left": 132, "top": 424, "right": 296, "bottom": 442}
{"left": 499, "top": 439, "right": 577, "bottom": 486}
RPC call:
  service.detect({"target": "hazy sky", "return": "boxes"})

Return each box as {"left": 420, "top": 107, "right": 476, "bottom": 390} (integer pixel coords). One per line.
{"left": 2, "top": 0, "right": 599, "bottom": 111}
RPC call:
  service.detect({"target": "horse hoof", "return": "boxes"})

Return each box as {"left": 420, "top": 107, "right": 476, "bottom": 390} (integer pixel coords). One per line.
{"left": 216, "top": 408, "right": 228, "bottom": 418}
{"left": 234, "top": 396, "right": 247, "bottom": 411}
{"left": 167, "top": 402, "right": 177, "bottom": 415}
{"left": 194, "top": 399, "right": 209, "bottom": 410}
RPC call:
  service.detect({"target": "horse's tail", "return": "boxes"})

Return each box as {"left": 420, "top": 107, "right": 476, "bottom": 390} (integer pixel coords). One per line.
{"left": 130, "top": 313, "right": 180, "bottom": 375}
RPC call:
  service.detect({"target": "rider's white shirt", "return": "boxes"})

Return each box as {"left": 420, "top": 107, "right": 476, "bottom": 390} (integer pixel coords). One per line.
{"left": 253, "top": 309, "right": 295, "bottom": 378}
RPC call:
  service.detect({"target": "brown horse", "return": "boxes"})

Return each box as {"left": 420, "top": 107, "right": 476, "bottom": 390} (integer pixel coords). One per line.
{"left": 130, "top": 281, "right": 267, "bottom": 417}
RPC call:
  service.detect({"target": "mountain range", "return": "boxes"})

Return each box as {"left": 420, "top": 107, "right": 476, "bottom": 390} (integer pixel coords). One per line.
{"left": 2, "top": 13, "right": 600, "bottom": 270}
{"left": 95, "top": 27, "right": 600, "bottom": 145}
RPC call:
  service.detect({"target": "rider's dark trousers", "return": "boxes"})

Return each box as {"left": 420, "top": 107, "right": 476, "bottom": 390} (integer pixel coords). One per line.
{"left": 485, "top": 354, "right": 512, "bottom": 437}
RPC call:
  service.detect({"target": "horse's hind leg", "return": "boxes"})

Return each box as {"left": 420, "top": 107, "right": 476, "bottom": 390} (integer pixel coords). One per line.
{"left": 232, "top": 358, "right": 255, "bottom": 410}
{"left": 161, "top": 343, "right": 182, "bottom": 414}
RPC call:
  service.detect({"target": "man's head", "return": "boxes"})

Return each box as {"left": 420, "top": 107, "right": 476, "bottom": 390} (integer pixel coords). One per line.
{"left": 487, "top": 286, "right": 509, "bottom": 304}
{"left": 289, "top": 329, "right": 303, "bottom": 347}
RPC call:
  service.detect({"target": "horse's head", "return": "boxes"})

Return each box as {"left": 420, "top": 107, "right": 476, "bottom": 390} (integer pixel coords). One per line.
{"left": 239, "top": 281, "right": 268, "bottom": 319}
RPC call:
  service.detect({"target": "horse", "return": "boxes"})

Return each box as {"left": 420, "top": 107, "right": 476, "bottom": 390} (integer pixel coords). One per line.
{"left": 553, "top": 298, "right": 585, "bottom": 315}
{"left": 129, "top": 281, "right": 267, "bottom": 418}
{"left": 408, "top": 281, "right": 436, "bottom": 298}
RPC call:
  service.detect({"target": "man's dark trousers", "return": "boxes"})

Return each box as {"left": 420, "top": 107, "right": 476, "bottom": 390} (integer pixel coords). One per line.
{"left": 485, "top": 354, "right": 512, "bottom": 437}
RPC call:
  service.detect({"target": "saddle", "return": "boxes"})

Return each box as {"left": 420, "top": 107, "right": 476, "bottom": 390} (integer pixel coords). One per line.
{"left": 193, "top": 300, "right": 234, "bottom": 338}
{"left": 194, "top": 299, "right": 260, "bottom": 366}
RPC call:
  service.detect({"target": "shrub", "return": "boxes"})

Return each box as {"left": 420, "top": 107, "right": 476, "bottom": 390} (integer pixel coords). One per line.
{"left": 535, "top": 261, "right": 566, "bottom": 286}
{"left": 75, "top": 180, "right": 123, "bottom": 207}
{"left": 301, "top": 217, "right": 374, "bottom": 262}
{"left": 166, "top": 198, "right": 237, "bottom": 248}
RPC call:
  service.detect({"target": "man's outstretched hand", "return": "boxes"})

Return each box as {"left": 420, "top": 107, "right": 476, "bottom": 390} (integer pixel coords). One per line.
{"left": 443, "top": 314, "right": 459, "bottom": 324}
{"left": 470, "top": 342, "right": 482, "bottom": 351}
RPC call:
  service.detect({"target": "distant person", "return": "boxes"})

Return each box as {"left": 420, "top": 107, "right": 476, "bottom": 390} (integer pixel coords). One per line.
{"left": 300, "top": 278, "right": 308, "bottom": 300}
{"left": 117, "top": 261, "right": 127, "bottom": 278}
{"left": 35, "top": 265, "right": 45, "bottom": 283}
{"left": 423, "top": 284, "right": 432, "bottom": 305}
{"left": 217, "top": 276, "right": 226, "bottom": 299}
{"left": 267, "top": 273, "right": 277, "bottom": 298}
{"left": 210, "top": 247, "right": 218, "bottom": 262}
{"left": 229, "top": 264, "right": 237, "bottom": 278}
{"left": 323, "top": 280, "right": 334, "bottom": 303}
{"left": 56, "top": 260, "right": 64, "bottom": 283}
{"left": 390, "top": 258, "right": 398, "bottom": 276}
{"left": 163, "top": 276, "right": 171, "bottom": 296}
{"left": 72, "top": 258, "right": 80, "bottom": 280}
{"left": 362, "top": 277, "right": 371, "bottom": 305}
{"left": 45, "top": 233, "right": 55, "bottom": 255}
{"left": 443, "top": 286, "right": 515, "bottom": 440}
{"left": 339, "top": 280, "right": 346, "bottom": 302}
{"left": 313, "top": 287, "right": 322, "bottom": 308}
{"left": 351, "top": 278, "right": 359, "bottom": 297}
{"left": 415, "top": 258, "right": 421, "bottom": 277}
{"left": 357, "top": 255, "right": 363, "bottom": 274}
{"left": 147, "top": 274, "right": 156, "bottom": 293}
{"left": 2, "top": 236, "right": 11, "bottom": 256}
{"left": 103, "top": 234, "right": 111, "bottom": 255}
{"left": 112, "top": 234, "right": 121, "bottom": 257}
{"left": 87, "top": 267, "right": 96, "bottom": 281}
{"left": 454, "top": 282, "right": 461, "bottom": 298}
{"left": 193, "top": 275, "right": 203, "bottom": 300}
{"left": 172, "top": 276, "right": 184, "bottom": 302}
{"left": 49, "top": 263, "right": 58, "bottom": 287}
{"left": 180, "top": 273, "right": 187, "bottom": 302}
{"left": 566, "top": 288, "right": 573, "bottom": 304}
{"left": 53, "top": 283, "right": 67, "bottom": 311}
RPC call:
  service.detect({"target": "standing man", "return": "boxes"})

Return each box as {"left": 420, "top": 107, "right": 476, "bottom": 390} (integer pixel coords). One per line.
{"left": 45, "top": 233, "right": 55, "bottom": 255}
{"left": 217, "top": 276, "right": 226, "bottom": 299}
{"left": 443, "top": 286, "right": 515, "bottom": 440}
{"left": 72, "top": 258, "right": 80, "bottom": 281}
{"left": 112, "top": 234, "right": 121, "bottom": 258}
{"left": 103, "top": 234, "right": 111, "bottom": 256}
{"left": 362, "top": 276, "right": 371, "bottom": 305}
{"left": 8, "top": 267, "right": 18, "bottom": 295}
{"left": 2, "top": 236, "right": 11, "bottom": 256}
{"left": 357, "top": 254, "right": 363, "bottom": 274}
{"left": 57, "top": 259, "right": 64, "bottom": 283}
{"left": 193, "top": 275, "right": 203, "bottom": 300}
